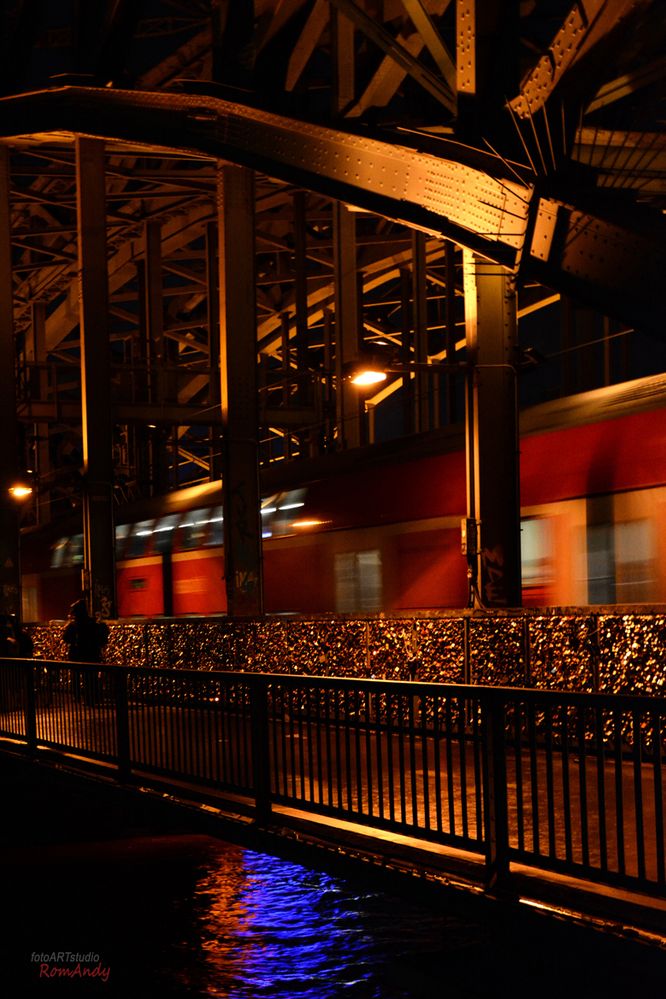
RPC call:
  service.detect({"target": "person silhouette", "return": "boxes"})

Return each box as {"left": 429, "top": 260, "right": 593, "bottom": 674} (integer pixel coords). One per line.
{"left": 62, "top": 599, "right": 107, "bottom": 663}
{"left": 62, "top": 599, "right": 109, "bottom": 704}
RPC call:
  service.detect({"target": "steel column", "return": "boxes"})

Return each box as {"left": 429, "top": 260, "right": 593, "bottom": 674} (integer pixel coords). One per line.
{"left": 400, "top": 267, "right": 414, "bottom": 435}
{"left": 141, "top": 221, "right": 169, "bottom": 494}
{"left": 463, "top": 252, "right": 521, "bottom": 607}
{"left": 444, "top": 240, "right": 457, "bottom": 424}
{"left": 218, "top": 164, "right": 263, "bottom": 616}
{"left": 412, "top": 232, "right": 430, "bottom": 432}
{"left": 76, "top": 137, "right": 116, "bottom": 620}
{"left": 293, "top": 191, "right": 310, "bottom": 377}
{"left": 0, "top": 147, "right": 21, "bottom": 617}
{"left": 144, "top": 221, "right": 164, "bottom": 401}
{"left": 206, "top": 221, "right": 222, "bottom": 480}
{"left": 29, "top": 302, "right": 51, "bottom": 524}
{"left": 333, "top": 204, "right": 362, "bottom": 449}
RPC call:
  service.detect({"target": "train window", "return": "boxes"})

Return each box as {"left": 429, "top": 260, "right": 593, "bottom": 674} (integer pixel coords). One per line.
{"left": 268, "top": 490, "right": 306, "bottom": 538}
{"left": 50, "top": 535, "right": 83, "bottom": 568}
{"left": 115, "top": 523, "right": 130, "bottom": 559}
{"left": 204, "top": 506, "right": 224, "bottom": 547}
{"left": 69, "top": 534, "right": 84, "bottom": 565}
{"left": 152, "top": 514, "right": 179, "bottom": 553}
{"left": 127, "top": 519, "right": 155, "bottom": 558}
{"left": 520, "top": 518, "right": 553, "bottom": 585}
{"left": 615, "top": 520, "right": 655, "bottom": 602}
{"left": 51, "top": 537, "right": 69, "bottom": 569}
{"left": 335, "top": 550, "right": 382, "bottom": 613}
{"left": 587, "top": 523, "right": 615, "bottom": 604}
{"left": 175, "top": 513, "right": 208, "bottom": 550}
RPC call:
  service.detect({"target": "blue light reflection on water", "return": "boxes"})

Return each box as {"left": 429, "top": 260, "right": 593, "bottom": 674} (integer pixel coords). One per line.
{"left": 180, "top": 846, "right": 472, "bottom": 999}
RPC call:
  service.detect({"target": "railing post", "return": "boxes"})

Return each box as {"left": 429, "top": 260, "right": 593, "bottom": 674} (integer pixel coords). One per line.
{"left": 482, "top": 692, "right": 512, "bottom": 895}
{"left": 24, "top": 661, "right": 37, "bottom": 756}
{"left": 250, "top": 675, "right": 272, "bottom": 825}
{"left": 114, "top": 668, "right": 131, "bottom": 780}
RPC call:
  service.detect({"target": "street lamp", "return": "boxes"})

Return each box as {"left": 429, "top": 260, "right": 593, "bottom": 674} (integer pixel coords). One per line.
{"left": 1, "top": 478, "right": 34, "bottom": 620}
{"left": 346, "top": 353, "right": 469, "bottom": 387}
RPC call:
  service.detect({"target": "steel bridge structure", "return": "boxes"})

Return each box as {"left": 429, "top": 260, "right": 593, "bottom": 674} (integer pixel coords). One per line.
{"left": 0, "top": 0, "right": 664, "bottom": 616}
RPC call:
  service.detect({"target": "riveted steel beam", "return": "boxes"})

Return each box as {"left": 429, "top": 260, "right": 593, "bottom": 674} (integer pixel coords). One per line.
{"left": 509, "top": 0, "right": 649, "bottom": 119}
{"left": 526, "top": 194, "right": 666, "bottom": 334}
{"left": 0, "top": 87, "right": 663, "bottom": 329}
{"left": 0, "top": 87, "right": 530, "bottom": 268}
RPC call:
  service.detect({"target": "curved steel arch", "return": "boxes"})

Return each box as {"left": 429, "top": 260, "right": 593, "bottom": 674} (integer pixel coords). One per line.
{"left": 0, "top": 84, "right": 664, "bottom": 331}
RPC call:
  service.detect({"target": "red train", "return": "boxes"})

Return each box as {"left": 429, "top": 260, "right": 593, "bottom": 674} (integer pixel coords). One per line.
{"left": 20, "top": 374, "right": 666, "bottom": 620}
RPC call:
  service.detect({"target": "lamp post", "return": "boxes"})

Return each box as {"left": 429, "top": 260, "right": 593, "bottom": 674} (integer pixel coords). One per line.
{"left": 0, "top": 479, "right": 33, "bottom": 620}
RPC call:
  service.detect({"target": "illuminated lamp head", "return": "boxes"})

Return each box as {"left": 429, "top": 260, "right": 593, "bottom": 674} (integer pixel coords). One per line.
{"left": 350, "top": 368, "right": 388, "bottom": 387}
{"left": 8, "top": 482, "right": 33, "bottom": 501}
{"left": 345, "top": 353, "right": 391, "bottom": 388}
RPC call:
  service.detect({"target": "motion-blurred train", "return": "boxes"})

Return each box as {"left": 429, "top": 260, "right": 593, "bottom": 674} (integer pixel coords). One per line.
{"left": 20, "top": 374, "right": 666, "bottom": 620}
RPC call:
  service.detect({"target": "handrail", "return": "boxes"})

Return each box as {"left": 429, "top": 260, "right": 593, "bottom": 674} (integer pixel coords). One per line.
{"left": 0, "top": 659, "right": 664, "bottom": 900}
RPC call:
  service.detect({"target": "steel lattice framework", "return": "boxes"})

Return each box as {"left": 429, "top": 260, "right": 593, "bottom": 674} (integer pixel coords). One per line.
{"left": 0, "top": 0, "right": 663, "bottom": 611}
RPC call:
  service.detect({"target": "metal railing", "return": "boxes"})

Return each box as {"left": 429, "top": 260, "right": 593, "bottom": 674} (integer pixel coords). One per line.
{"left": 0, "top": 659, "right": 664, "bottom": 898}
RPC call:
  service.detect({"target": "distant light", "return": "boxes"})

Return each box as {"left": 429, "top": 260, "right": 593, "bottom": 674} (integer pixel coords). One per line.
{"left": 292, "top": 518, "right": 329, "bottom": 529}
{"left": 8, "top": 484, "right": 32, "bottom": 500}
{"left": 278, "top": 502, "right": 305, "bottom": 511}
{"left": 261, "top": 507, "right": 277, "bottom": 515}
{"left": 262, "top": 531, "right": 273, "bottom": 539}
{"left": 350, "top": 368, "right": 388, "bottom": 387}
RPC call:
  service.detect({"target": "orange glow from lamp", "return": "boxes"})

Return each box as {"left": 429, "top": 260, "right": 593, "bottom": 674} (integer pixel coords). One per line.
{"left": 349, "top": 368, "right": 388, "bottom": 387}
{"left": 345, "top": 354, "right": 391, "bottom": 387}
{"left": 8, "top": 483, "right": 33, "bottom": 501}
{"left": 291, "top": 518, "right": 330, "bottom": 529}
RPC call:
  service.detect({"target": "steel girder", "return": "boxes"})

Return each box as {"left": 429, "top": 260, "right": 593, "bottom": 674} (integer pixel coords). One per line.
{"left": 0, "top": 85, "right": 664, "bottom": 331}
{"left": 0, "top": 86, "right": 529, "bottom": 262}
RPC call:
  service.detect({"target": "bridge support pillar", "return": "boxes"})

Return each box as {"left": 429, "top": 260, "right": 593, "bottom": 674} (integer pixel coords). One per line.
{"left": 217, "top": 164, "right": 263, "bottom": 616}
{"left": 463, "top": 252, "right": 521, "bottom": 607}
{"left": 76, "top": 137, "right": 116, "bottom": 620}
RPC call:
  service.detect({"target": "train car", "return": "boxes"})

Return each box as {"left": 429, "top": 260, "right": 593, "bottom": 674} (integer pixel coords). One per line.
{"left": 20, "top": 374, "right": 666, "bottom": 620}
